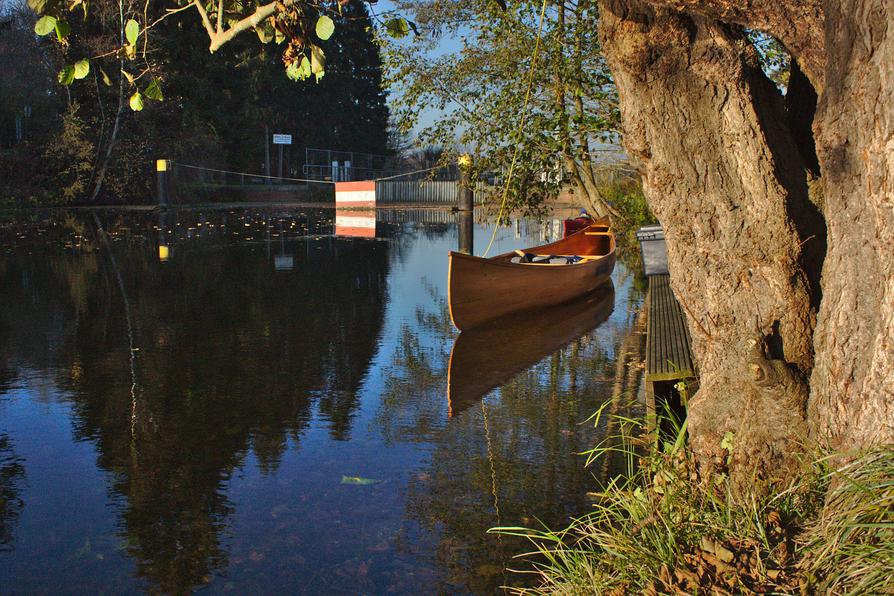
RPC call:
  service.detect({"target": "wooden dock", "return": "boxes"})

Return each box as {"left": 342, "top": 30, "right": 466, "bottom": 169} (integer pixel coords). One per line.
{"left": 643, "top": 272, "right": 698, "bottom": 423}
{"left": 645, "top": 274, "right": 695, "bottom": 384}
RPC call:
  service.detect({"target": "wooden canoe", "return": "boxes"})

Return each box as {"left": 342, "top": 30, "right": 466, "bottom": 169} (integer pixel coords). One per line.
{"left": 448, "top": 219, "right": 616, "bottom": 331}
{"left": 447, "top": 283, "right": 615, "bottom": 417}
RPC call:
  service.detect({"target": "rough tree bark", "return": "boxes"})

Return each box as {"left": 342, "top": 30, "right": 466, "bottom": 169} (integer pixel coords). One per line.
{"left": 810, "top": 0, "right": 894, "bottom": 451}
{"left": 598, "top": 1, "right": 825, "bottom": 484}
{"left": 598, "top": 0, "right": 893, "bottom": 480}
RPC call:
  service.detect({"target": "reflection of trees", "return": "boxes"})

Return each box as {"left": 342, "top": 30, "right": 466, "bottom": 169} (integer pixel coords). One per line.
{"left": 0, "top": 210, "right": 390, "bottom": 592}
{"left": 0, "top": 434, "right": 25, "bottom": 552}
{"left": 375, "top": 276, "right": 639, "bottom": 593}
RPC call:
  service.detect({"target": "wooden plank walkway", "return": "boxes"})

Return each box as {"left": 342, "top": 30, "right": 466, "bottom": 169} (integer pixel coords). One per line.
{"left": 645, "top": 274, "right": 696, "bottom": 384}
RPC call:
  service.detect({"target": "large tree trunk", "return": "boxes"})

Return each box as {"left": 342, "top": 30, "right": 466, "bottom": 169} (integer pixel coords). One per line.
{"left": 598, "top": 0, "right": 894, "bottom": 475}
{"left": 809, "top": 0, "right": 894, "bottom": 450}
{"left": 598, "top": 1, "right": 825, "bottom": 484}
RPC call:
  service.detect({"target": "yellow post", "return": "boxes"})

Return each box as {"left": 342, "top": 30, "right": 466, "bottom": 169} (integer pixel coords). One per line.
{"left": 156, "top": 159, "right": 170, "bottom": 206}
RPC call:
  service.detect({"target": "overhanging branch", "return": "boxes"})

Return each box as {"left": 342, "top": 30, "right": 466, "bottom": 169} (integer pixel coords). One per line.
{"left": 191, "top": 0, "right": 279, "bottom": 53}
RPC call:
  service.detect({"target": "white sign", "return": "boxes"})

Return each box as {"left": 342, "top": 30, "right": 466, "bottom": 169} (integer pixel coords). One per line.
{"left": 272, "top": 134, "right": 292, "bottom": 145}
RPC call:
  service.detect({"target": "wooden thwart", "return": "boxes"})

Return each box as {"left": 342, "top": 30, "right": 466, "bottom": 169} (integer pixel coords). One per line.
{"left": 645, "top": 274, "right": 696, "bottom": 383}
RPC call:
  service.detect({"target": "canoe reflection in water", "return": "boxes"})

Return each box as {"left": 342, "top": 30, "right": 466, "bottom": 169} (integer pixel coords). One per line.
{"left": 447, "top": 282, "right": 615, "bottom": 417}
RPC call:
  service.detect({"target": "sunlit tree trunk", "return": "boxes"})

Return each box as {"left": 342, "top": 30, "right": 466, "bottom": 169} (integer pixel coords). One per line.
{"left": 598, "top": 1, "right": 824, "bottom": 483}
{"left": 809, "top": 0, "right": 894, "bottom": 450}
{"left": 598, "top": 0, "right": 894, "bottom": 480}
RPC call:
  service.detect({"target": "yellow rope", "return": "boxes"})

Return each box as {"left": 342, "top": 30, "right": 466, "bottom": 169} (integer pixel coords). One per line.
{"left": 481, "top": 0, "right": 550, "bottom": 257}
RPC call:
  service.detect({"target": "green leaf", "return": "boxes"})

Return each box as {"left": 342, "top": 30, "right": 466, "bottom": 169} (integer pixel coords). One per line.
{"left": 144, "top": 78, "right": 163, "bottom": 101}
{"left": 286, "top": 56, "right": 312, "bottom": 81}
{"left": 341, "top": 476, "right": 380, "bottom": 485}
{"left": 255, "top": 22, "right": 274, "bottom": 43}
{"left": 34, "top": 15, "right": 56, "bottom": 36}
{"left": 54, "top": 19, "right": 70, "bottom": 40}
{"left": 274, "top": 28, "right": 285, "bottom": 44}
{"left": 28, "top": 0, "right": 48, "bottom": 14}
{"left": 315, "top": 15, "right": 335, "bottom": 41}
{"left": 384, "top": 17, "right": 410, "bottom": 39}
{"left": 100, "top": 68, "right": 111, "bottom": 86}
{"left": 310, "top": 44, "right": 325, "bottom": 82}
{"left": 125, "top": 19, "right": 139, "bottom": 45}
{"left": 129, "top": 91, "right": 144, "bottom": 112}
{"left": 57, "top": 65, "right": 75, "bottom": 86}
{"left": 73, "top": 59, "right": 90, "bottom": 80}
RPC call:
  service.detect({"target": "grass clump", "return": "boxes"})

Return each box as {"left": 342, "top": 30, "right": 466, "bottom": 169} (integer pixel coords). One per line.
{"left": 493, "top": 412, "right": 894, "bottom": 595}
{"left": 801, "top": 447, "right": 894, "bottom": 594}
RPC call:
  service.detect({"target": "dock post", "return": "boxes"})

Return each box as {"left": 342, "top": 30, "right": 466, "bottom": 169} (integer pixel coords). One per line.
{"left": 456, "top": 154, "right": 473, "bottom": 212}
{"left": 156, "top": 159, "right": 170, "bottom": 207}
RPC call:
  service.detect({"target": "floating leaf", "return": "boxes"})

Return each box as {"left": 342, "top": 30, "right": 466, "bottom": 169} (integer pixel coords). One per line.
{"left": 144, "top": 78, "right": 163, "bottom": 101}
{"left": 384, "top": 17, "right": 410, "bottom": 39}
{"left": 54, "top": 19, "right": 70, "bottom": 40}
{"left": 58, "top": 65, "right": 75, "bottom": 86}
{"left": 129, "top": 91, "right": 143, "bottom": 111}
{"left": 73, "top": 58, "right": 90, "bottom": 80}
{"left": 341, "top": 476, "right": 380, "bottom": 485}
{"left": 315, "top": 15, "right": 335, "bottom": 41}
{"left": 34, "top": 15, "right": 56, "bottom": 36}
{"left": 125, "top": 18, "right": 139, "bottom": 45}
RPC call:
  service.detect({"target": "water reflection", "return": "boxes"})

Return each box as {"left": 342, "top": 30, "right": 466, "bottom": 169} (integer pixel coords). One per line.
{"left": 448, "top": 283, "right": 615, "bottom": 417}
{"left": 0, "top": 208, "right": 644, "bottom": 594}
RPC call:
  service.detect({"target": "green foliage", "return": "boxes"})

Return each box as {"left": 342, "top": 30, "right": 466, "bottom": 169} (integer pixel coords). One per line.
{"left": 384, "top": 17, "right": 411, "bottom": 39}
{"left": 57, "top": 64, "right": 74, "bottom": 86}
{"left": 129, "top": 91, "right": 144, "bottom": 112}
{"left": 382, "top": 0, "right": 620, "bottom": 216}
{"left": 144, "top": 78, "right": 164, "bottom": 101}
{"left": 72, "top": 59, "right": 89, "bottom": 80}
{"left": 124, "top": 18, "right": 140, "bottom": 45}
{"left": 33, "top": 15, "right": 55, "bottom": 36}
{"left": 748, "top": 30, "right": 791, "bottom": 89}
{"left": 315, "top": 15, "right": 335, "bottom": 41}
{"left": 41, "top": 103, "right": 95, "bottom": 202}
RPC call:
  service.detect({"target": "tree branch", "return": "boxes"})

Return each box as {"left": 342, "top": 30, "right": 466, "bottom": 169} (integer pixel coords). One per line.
{"left": 192, "top": 0, "right": 216, "bottom": 40}
{"left": 216, "top": 0, "right": 223, "bottom": 34}
{"left": 208, "top": 2, "right": 278, "bottom": 52}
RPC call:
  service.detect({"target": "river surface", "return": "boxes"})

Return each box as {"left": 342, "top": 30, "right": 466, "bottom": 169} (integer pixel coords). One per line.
{"left": 0, "top": 207, "right": 643, "bottom": 594}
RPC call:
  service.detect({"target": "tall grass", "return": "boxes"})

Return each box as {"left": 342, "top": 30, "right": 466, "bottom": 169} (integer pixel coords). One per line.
{"left": 493, "top": 407, "right": 894, "bottom": 595}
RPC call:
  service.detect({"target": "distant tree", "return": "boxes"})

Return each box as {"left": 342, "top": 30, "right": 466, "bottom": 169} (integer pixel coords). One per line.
{"left": 382, "top": 0, "right": 621, "bottom": 216}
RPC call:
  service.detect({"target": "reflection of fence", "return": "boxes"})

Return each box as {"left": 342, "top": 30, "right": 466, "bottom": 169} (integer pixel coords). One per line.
{"left": 377, "top": 209, "right": 465, "bottom": 224}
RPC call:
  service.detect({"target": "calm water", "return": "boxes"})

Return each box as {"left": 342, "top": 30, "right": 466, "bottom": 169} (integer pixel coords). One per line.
{"left": 0, "top": 207, "right": 643, "bottom": 594}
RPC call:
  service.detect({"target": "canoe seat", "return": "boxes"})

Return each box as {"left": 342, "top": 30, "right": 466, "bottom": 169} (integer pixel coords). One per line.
{"left": 511, "top": 252, "right": 586, "bottom": 265}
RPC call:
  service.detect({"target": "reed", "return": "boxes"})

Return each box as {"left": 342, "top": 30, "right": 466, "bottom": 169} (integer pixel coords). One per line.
{"left": 492, "top": 405, "right": 894, "bottom": 595}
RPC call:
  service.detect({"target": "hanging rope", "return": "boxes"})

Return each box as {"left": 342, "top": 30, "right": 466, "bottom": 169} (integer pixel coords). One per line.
{"left": 374, "top": 165, "right": 445, "bottom": 181}
{"left": 481, "top": 0, "right": 549, "bottom": 257}
{"left": 177, "top": 163, "right": 335, "bottom": 185}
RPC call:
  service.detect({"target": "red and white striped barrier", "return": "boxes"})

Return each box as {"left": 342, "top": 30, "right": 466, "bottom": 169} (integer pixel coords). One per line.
{"left": 335, "top": 180, "right": 376, "bottom": 207}
{"left": 335, "top": 210, "right": 376, "bottom": 238}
